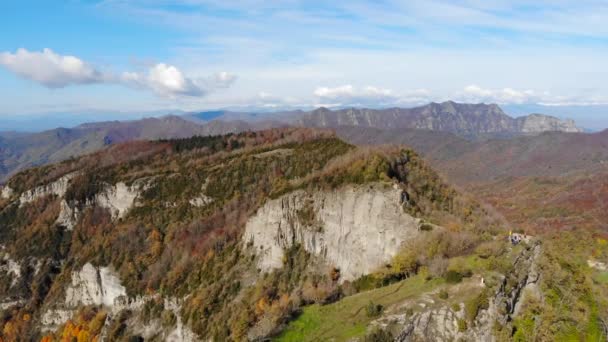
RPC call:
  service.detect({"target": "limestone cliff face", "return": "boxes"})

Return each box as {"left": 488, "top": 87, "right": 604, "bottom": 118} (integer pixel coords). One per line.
{"left": 18, "top": 173, "right": 76, "bottom": 205}
{"left": 52, "top": 182, "right": 140, "bottom": 230}
{"left": 374, "top": 242, "right": 542, "bottom": 341}
{"left": 6, "top": 174, "right": 142, "bottom": 230}
{"left": 0, "top": 186, "right": 13, "bottom": 199}
{"left": 65, "top": 263, "right": 127, "bottom": 307}
{"left": 90, "top": 182, "right": 140, "bottom": 219}
{"left": 516, "top": 114, "right": 582, "bottom": 133}
{"left": 296, "top": 102, "right": 582, "bottom": 136}
{"left": 42, "top": 263, "right": 128, "bottom": 329}
{"left": 243, "top": 183, "right": 421, "bottom": 281}
{"left": 41, "top": 263, "right": 199, "bottom": 340}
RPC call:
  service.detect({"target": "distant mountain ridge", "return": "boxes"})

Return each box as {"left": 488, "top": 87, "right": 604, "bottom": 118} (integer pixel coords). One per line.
{"left": 0, "top": 116, "right": 274, "bottom": 182}
{"left": 295, "top": 101, "right": 582, "bottom": 136}
{"left": 0, "top": 101, "right": 583, "bottom": 182}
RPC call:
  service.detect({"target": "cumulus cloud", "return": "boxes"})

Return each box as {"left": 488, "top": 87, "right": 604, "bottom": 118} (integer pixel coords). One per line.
{"left": 122, "top": 64, "right": 236, "bottom": 97}
{"left": 0, "top": 48, "right": 107, "bottom": 87}
{"left": 313, "top": 84, "right": 399, "bottom": 106}
{"left": 0, "top": 48, "right": 236, "bottom": 98}
{"left": 453, "top": 85, "right": 564, "bottom": 104}
{"left": 457, "top": 84, "right": 550, "bottom": 104}
{"left": 313, "top": 85, "right": 431, "bottom": 107}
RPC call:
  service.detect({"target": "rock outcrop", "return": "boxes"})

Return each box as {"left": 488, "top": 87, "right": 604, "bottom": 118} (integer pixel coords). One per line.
{"left": 515, "top": 114, "right": 582, "bottom": 133}
{"left": 42, "top": 263, "right": 199, "bottom": 340}
{"left": 379, "top": 242, "right": 542, "bottom": 341}
{"left": 296, "top": 102, "right": 582, "bottom": 136}
{"left": 0, "top": 186, "right": 13, "bottom": 199}
{"left": 0, "top": 252, "right": 21, "bottom": 287}
{"left": 43, "top": 263, "right": 135, "bottom": 330}
{"left": 91, "top": 182, "right": 140, "bottom": 219}
{"left": 10, "top": 175, "right": 143, "bottom": 230}
{"left": 18, "top": 173, "right": 76, "bottom": 205}
{"left": 55, "top": 200, "right": 80, "bottom": 231}
{"left": 243, "top": 183, "right": 421, "bottom": 281}
{"left": 65, "top": 263, "right": 127, "bottom": 307}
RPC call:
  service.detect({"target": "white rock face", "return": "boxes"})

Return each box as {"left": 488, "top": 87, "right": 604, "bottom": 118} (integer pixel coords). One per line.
{"left": 65, "top": 263, "right": 127, "bottom": 307}
{"left": 19, "top": 173, "right": 76, "bottom": 205}
{"left": 54, "top": 182, "right": 140, "bottom": 228}
{"left": 189, "top": 194, "right": 213, "bottom": 207}
{"left": 0, "top": 253, "right": 21, "bottom": 286}
{"left": 92, "top": 182, "right": 139, "bottom": 219}
{"left": 243, "top": 183, "right": 420, "bottom": 281}
{"left": 1, "top": 186, "right": 13, "bottom": 199}
{"left": 588, "top": 259, "right": 608, "bottom": 271}
{"left": 518, "top": 114, "right": 582, "bottom": 133}
{"left": 41, "top": 309, "right": 73, "bottom": 331}
{"left": 15, "top": 174, "right": 140, "bottom": 225}
{"left": 55, "top": 200, "right": 79, "bottom": 230}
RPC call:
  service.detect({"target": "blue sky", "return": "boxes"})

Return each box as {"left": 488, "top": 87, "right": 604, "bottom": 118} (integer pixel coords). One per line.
{"left": 1, "top": 0, "right": 608, "bottom": 126}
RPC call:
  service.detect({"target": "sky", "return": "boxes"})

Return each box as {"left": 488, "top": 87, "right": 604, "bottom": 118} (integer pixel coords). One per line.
{"left": 1, "top": 0, "right": 608, "bottom": 127}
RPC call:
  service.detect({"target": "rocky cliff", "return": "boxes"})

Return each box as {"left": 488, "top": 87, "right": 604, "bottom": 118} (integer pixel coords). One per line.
{"left": 371, "top": 242, "right": 542, "bottom": 341}
{"left": 296, "top": 101, "right": 582, "bottom": 136}
{"left": 515, "top": 113, "right": 581, "bottom": 133}
{"left": 0, "top": 130, "right": 517, "bottom": 341}
{"left": 244, "top": 183, "right": 421, "bottom": 280}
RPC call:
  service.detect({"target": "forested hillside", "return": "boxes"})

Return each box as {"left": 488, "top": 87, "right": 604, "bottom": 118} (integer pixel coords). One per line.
{"left": 0, "top": 128, "right": 606, "bottom": 341}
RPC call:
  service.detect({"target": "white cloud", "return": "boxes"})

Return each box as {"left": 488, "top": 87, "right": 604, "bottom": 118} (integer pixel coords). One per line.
{"left": 0, "top": 48, "right": 107, "bottom": 88}
{"left": 213, "top": 71, "right": 238, "bottom": 88}
{"left": 0, "top": 48, "right": 236, "bottom": 98}
{"left": 313, "top": 84, "right": 399, "bottom": 106}
{"left": 122, "top": 65, "right": 237, "bottom": 97}
{"left": 458, "top": 84, "right": 547, "bottom": 104}
{"left": 313, "top": 85, "right": 431, "bottom": 107}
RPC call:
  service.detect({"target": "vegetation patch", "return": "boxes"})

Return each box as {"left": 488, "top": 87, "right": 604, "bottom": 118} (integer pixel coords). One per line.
{"left": 276, "top": 275, "right": 443, "bottom": 341}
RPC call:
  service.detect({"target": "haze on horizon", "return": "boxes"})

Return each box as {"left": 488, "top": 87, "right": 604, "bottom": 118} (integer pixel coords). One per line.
{"left": 1, "top": 1, "right": 607, "bottom": 129}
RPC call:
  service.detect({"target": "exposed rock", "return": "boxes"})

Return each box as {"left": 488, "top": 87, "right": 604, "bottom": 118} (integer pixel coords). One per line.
{"left": 41, "top": 309, "right": 74, "bottom": 332}
{"left": 588, "top": 259, "right": 608, "bottom": 271}
{"left": 243, "top": 183, "right": 421, "bottom": 281}
{"left": 18, "top": 173, "right": 76, "bottom": 205}
{"left": 382, "top": 243, "right": 541, "bottom": 341}
{"left": 15, "top": 174, "right": 141, "bottom": 225}
{"left": 65, "top": 263, "right": 127, "bottom": 307}
{"left": 0, "top": 253, "right": 21, "bottom": 286}
{"left": 0, "top": 300, "right": 25, "bottom": 311}
{"left": 53, "top": 181, "right": 142, "bottom": 228}
{"left": 189, "top": 194, "right": 214, "bottom": 207}
{"left": 516, "top": 114, "right": 582, "bottom": 133}
{"left": 55, "top": 200, "right": 79, "bottom": 230}
{"left": 165, "top": 325, "right": 201, "bottom": 342}
{"left": 296, "top": 102, "right": 582, "bottom": 136}
{"left": 41, "top": 263, "right": 128, "bottom": 330}
{"left": 91, "top": 182, "right": 139, "bottom": 219}
{"left": 513, "top": 246, "right": 542, "bottom": 316}
{"left": 1, "top": 185, "right": 13, "bottom": 199}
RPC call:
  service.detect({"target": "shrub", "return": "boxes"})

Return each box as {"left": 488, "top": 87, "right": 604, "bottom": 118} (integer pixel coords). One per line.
{"left": 420, "top": 223, "right": 434, "bottom": 231}
{"left": 475, "top": 240, "right": 505, "bottom": 259}
{"left": 365, "top": 301, "right": 384, "bottom": 318}
{"left": 364, "top": 327, "right": 393, "bottom": 342}
{"left": 445, "top": 270, "right": 463, "bottom": 284}
{"left": 457, "top": 318, "right": 468, "bottom": 332}
{"left": 428, "top": 256, "right": 449, "bottom": 278}
{"left": 465, "top": 290, "right": 489, "bottom": 323}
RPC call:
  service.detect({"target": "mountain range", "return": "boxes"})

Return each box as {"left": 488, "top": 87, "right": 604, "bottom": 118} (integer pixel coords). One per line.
{"left": 1, "top": 102, "right": 607, "bottom": 341}
{"left": 295, "top": 102, "right": 582, "bottom": 137}
{"left": 0, "top": 101, "right": 582, "bottom": 182}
